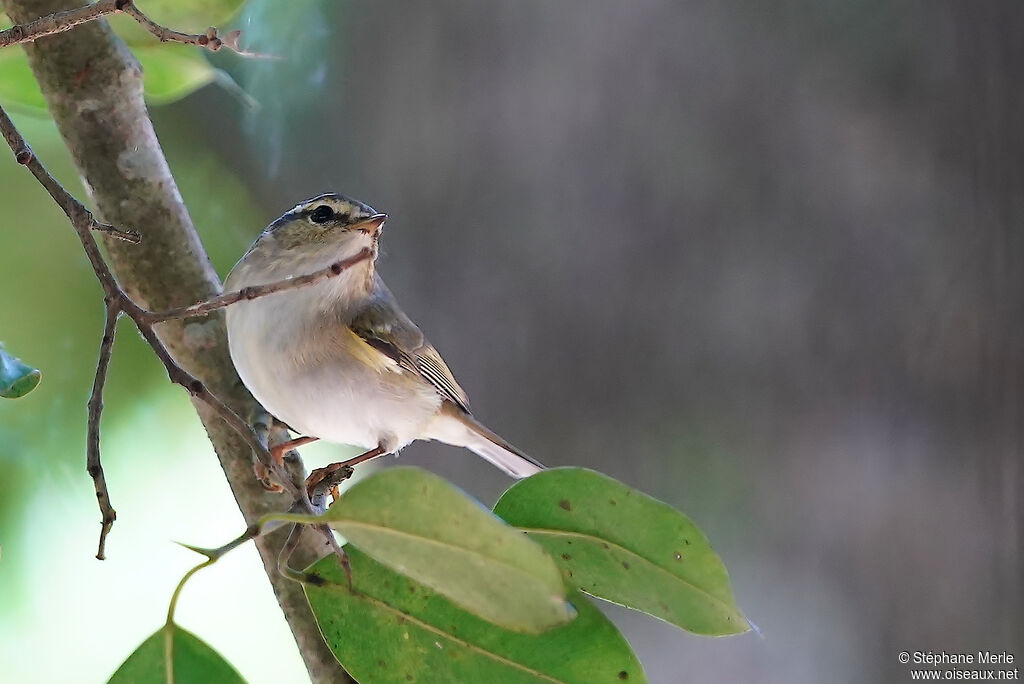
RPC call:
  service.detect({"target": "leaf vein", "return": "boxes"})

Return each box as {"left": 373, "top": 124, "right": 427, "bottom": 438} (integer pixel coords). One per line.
{"left": 312, "top": 583, "right": 569, "bottom": 684}
{"left": 521, "top": 528, "right": 740, "bottom": 617}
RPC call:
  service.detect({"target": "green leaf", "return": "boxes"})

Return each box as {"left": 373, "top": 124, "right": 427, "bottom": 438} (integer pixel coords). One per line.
{"left": 107, "top": 625, "right": 246, "bottom": 684}
{"left": 0, "top": 346, "right": 41, "bottom": 398}
{"left": 305, "top": 548, "right": 647, "bottom": 684}
{"left": 134, "top": 47, "right": 216, "bottom": 104}
{"left": 494, "top": 468, "right": 750, "bottom": 636}
{"left": 314, "top": 466, "right": 574, "bottom": 633}
{"left": 0, "top": 50, "right": 47, "bottom": 114}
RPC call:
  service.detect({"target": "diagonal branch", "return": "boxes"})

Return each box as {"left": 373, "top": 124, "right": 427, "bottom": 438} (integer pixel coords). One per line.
{"left": 0, "top": 0, "right": 249, "bottom": 54}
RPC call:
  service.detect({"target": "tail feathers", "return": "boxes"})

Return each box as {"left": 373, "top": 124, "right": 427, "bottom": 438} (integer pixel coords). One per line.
{"left": 452, "top": 411, "right": 544, "bottom": 479}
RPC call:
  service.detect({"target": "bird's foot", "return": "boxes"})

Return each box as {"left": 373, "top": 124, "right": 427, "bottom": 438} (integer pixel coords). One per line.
{"left": 253, "top": 460, "right": 284, "bottom": 492}
{"left": 306, "top": 463, "right": 355, "bottom": 504}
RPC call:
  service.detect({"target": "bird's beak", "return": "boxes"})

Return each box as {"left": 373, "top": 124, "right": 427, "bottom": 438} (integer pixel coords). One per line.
{"left": 352, "top": 213, "right": 388, "bottom": 235}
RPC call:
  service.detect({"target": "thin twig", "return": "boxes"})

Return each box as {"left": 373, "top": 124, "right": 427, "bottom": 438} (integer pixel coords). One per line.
{"left": 90, "top": 219, "right": 142, "bottom": 244}
{"left": 277, "top": 519, "right": 350, "bottom": 589}
{"left": 0, "top": 0, "right": 252, "bottom": 55}
{"left": 119, "top": 1, "right": 237, "bottom": 53}
{"left": 142, "top": 248, "right": 373, "bottom": 323}
{"left": 276, "top": 521, "right": 330, "bottom": 586}
{"left": 87, "top": 302, "right": 119, "bottom": 560}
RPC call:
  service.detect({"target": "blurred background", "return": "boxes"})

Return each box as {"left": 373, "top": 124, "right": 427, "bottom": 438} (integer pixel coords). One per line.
{"left": 1, "top": 1, "right": 1021, "bottom": 682}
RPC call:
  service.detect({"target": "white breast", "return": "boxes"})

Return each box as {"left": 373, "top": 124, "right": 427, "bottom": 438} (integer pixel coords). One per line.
{"left": 225, "top": 275, "right": 442, "bottom": 452}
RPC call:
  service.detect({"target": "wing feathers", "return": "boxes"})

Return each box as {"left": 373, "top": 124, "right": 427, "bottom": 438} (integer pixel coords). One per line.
{"left": 349, "top": 277, "right": 471, "bottom": 412}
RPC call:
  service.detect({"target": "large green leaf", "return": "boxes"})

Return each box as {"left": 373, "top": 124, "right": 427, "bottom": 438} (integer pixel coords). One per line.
{"left": 311, "top": 466, "right": 573, "bottom": 633}
{"left": 107, "top": 625, "right": 246, "bottom": 684}
{"left": 305, "top": 548, "right": 646, "bottom": 684}
{"left": 494, "top": 468, "right": 749, "bottom": 636}
{"left": 0, "top": 346, "right": 41, "bottom": 398}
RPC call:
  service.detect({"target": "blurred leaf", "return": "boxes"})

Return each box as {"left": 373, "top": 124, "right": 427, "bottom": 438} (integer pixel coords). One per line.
{"left": 305, "top": 548, "right": 647, "bottom": 684}
{"left": 134, "top": 47, "right": 216, "bottom": 104}
{"left": 314, "top": 466, "right": 573, "bottom": 633}
{"left": 0, "top": 49, "right": 47, "bottom": 114}
{"left": 107, "top": 14, "right": 165, "bottom": 46}
{"left": 107, "top": 625, "right": 246, "bottom": 684}
{"left": 0, "top": 45, "right": 217, "bottom": 113}
{"left": 494, "top": 468, "right": 750, "bottom": 636}
{"left": 0, "top": 346, "right": 41, "bottom": 398}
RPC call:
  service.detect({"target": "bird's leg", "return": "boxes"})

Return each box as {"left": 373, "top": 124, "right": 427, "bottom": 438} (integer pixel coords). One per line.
{"left": 251, "top": 413, "right": 285, "bottom": 492}
{"left": 306, "top": 443, "right": 387, "bottom": 499}
{"left": 252, "top": 431, "right": 320, "bottom": 493}
{"left": 270, "top": 435, "right": 319, "bottom": 464}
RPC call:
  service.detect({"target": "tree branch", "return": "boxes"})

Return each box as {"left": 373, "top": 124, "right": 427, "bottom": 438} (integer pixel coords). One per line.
{"left": 87, "top": 302, "right": 118, "bottom": 560}
{"left": 1, "top": 1, "right": 355, "bottom": 680}
{"left": 0, "top": 0, "right": 247, "bottom": 54}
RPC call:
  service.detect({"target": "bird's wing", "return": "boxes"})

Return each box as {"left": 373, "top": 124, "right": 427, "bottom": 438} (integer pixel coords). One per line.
{"left": 349, "top": 277, "right": 471, "bottom": 413}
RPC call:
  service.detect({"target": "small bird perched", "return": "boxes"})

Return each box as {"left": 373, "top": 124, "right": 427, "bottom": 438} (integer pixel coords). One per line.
{"left": 224, "top": 193, "right": 543, "bottom": 492}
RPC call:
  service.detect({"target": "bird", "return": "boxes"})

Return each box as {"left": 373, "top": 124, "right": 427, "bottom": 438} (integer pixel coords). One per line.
{"left": 224, "top": 193, "right": 544, "bottom": 494}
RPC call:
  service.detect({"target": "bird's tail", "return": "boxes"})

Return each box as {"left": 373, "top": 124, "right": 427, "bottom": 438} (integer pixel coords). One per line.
{"left": 446, "top": 408, "right": 544, "bottom": 479}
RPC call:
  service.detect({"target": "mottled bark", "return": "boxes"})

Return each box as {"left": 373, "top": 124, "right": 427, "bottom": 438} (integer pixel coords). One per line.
{"left": 1, "top": 1, "right": 352, "bottom": 681}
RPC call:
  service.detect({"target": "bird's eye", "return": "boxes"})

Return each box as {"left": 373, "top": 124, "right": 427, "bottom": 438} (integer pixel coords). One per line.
{"left": 309, "top": 205, "right": 334, "bottom": 223}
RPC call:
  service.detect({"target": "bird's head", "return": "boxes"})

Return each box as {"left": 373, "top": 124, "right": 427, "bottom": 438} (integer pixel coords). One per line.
{"left": 230, "top": 193, "right": 387, "bottom": 286}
